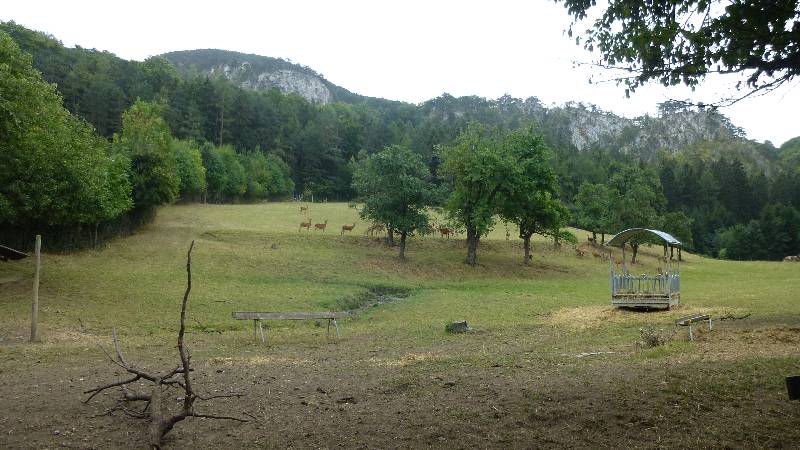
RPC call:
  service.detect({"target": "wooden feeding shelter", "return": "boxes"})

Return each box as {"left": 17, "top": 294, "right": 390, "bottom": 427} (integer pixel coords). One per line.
{"left": 606, "top": 228, "right": 681, "bottom": 309}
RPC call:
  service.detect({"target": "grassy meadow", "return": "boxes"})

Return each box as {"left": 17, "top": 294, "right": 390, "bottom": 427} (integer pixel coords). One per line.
{"left": 1, "top": 202, "right": 798, "bottom": 448}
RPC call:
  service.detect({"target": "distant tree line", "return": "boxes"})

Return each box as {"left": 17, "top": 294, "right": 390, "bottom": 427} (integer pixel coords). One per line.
{"left": 2, "top": 22, "right": 798, "bottom": 259}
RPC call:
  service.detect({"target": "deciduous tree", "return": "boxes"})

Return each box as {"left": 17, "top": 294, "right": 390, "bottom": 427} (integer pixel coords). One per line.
{"left": 352, "top": 145, "right": 434, "bottom": 259}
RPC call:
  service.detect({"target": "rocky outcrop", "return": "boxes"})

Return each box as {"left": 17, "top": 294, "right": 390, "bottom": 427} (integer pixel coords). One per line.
{"left": 162, "top": 50, "right": 336, "bottom": 104}
{"left": 210, "top": 64, "right": 333, "bottom": 104}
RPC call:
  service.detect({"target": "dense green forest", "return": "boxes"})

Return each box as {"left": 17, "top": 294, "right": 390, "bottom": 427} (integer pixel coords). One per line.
{"left": 1, "top": 22, "right": 798, "bottom": 259}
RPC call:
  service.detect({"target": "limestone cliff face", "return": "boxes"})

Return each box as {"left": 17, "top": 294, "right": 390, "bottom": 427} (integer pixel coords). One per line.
{"left": 210, "top": 63, "right": 333, "bottom": 104}
{"left": 162, "top": 50, "right": 339, "bottom": 104}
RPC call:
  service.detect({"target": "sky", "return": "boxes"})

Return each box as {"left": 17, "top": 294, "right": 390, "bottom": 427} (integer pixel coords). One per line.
{"left": 2, "top": 0, "right": 798, "bottom": 146}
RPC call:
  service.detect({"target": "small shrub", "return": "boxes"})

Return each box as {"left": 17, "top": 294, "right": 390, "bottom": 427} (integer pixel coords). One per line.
{"left": 638, "top": 326, "right": 675, "bottom": 348}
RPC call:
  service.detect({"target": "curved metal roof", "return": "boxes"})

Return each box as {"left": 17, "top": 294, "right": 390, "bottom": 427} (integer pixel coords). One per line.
{"left": 606, "top": 228, "right": 682, "bottom": 248}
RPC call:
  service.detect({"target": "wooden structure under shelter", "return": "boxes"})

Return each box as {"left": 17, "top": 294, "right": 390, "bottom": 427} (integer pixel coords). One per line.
{"left": 606, "top": 228, "right": 681, "bottom": 309}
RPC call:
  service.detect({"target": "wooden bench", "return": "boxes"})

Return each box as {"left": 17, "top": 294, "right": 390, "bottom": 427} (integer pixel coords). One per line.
{"left": 231, "top": 311, "right": 351, "bottom": 342}
{"left": 675, "top": 314, "right": 712, "bottom": 341}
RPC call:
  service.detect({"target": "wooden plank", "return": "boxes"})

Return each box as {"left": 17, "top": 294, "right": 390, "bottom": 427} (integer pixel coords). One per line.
{"left": 0, "top": 244, "right": 29, "bottom": 262}
{"left": 675, "top": 314, "right": 710, "bottom": 326}
{"left": 231, "top": 311, "right": 352, "bottom": 320}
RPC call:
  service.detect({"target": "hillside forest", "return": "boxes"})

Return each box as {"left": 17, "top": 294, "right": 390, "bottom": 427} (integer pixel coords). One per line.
{"left": 1, "top": 22, "right": 799, "bottom": 260}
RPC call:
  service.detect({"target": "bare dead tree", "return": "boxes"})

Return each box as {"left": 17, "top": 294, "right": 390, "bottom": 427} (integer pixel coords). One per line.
{"left": 84, "top": 241, "right": 248, "bottom": 449}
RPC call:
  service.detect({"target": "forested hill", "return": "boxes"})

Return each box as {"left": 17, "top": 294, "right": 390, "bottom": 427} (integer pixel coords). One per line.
{"left": 163, "top": 48, "right": 762, "bottom": 163}
{"left": 3, "top": 21, "right": 799, "bottom": 259}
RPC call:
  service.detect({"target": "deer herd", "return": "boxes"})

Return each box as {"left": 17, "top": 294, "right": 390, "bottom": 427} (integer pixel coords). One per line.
{"left": 296, "top": 204, "right": 462, "bottom": 239}
{"left": 294, "top": 206, "right": 650, "bottom": 267}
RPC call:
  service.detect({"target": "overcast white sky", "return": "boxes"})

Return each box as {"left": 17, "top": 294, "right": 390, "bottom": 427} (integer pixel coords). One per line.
{"left": 3, "top": 0, "right": 798, "bottom": 145}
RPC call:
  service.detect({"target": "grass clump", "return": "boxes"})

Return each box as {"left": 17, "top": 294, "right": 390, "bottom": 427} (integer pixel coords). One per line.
{"left": 638, "top": 326, "right": 676, "bottom": 348}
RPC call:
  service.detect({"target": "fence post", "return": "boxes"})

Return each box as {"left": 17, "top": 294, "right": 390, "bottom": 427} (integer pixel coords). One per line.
{"left": 30, "top": 234, "right": 41, "bottom": 342}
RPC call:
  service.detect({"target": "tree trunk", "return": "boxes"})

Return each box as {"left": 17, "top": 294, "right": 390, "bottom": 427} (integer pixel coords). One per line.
{"left": 631, "top": 242, "right": 639, "bottom": 264}
{"left": 386, "top": 224, "right": 395, "bottom": 246}
{"left": 601, "top": 233, "right": 605, "bottom": 245}
{"left": 465, "top": 225, "right": 479, "bottom": 266}
{"left": 523, "top": 233, "right": 533, "bottom": 265}
{"left": 398, "top": 231, "right": 407, "bottom": 260}
{"left": 678, "top": 247, "right": 682, "bottom": 261}
{"left": 592, "top": 231, "right": 597, "bottom": 243}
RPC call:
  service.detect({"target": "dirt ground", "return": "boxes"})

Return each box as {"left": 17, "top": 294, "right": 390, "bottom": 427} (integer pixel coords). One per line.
{"left": 2, "top": 318, "right": 800, "bottom": 449}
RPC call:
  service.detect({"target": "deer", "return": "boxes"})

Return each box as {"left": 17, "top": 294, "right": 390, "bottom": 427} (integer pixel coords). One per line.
{"left": 341, "top": 223, "right": 356, "bottom": 235}
{"left": 438, "top": 225, "right": 453, "bottom": 238}
{"left": 365, "top": 222, "right": 385, "bottom": 236}
{"left": 299, "top": 205, "right": 308, "bottom": 213}
{"left": 314, "top": 219, "right": 328, "bottom": 232}
{"left": 575, "top": 247, "right": 586, "bottom": 257}
{"left": 299, "top": 218, "right": 312, "bottom": 232}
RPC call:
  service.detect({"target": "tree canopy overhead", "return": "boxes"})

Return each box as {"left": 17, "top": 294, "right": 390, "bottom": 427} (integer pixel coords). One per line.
{"left": 557, "top": 0, "right": 800, "bottom": 104}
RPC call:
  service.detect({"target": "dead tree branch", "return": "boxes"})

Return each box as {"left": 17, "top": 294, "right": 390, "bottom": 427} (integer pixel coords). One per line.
{"left": 85, "top": 241, "right": 248, "bottom": 449}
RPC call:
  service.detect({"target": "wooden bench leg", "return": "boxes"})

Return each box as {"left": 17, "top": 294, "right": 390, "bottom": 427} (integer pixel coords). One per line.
{"left": 254, "top": 319, "right": 265, "bottom": 343}
{"left": 325, "top": 319, "right": 340, "bottom": 339}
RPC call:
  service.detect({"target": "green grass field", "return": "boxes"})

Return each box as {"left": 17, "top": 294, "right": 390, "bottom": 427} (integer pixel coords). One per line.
{"left": 1, "top": 202, "right": 798, "bottom": 448}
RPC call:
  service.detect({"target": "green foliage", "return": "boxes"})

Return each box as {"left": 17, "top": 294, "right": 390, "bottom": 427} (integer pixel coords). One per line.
{"left": 173, "top": 140, "right": 207, "bottom": 201}
{"left": 4, "top": 21, "right": 798, "bottom": 260}
{"left": 604, "top": 164, "right": 665, "bottom": 234}
{"left": 352, "top": 145, "right": 435, "bottom": 258}
{"left": 112, "top": 100, "right": 179, "bottom": 209}
{"left": 557, "top": 0, "right": 800, "bottom": 101}
{"left": 574, "top": 182, "right": 613, "bottom": 237}
{"left": 0, "top": 31, "right": 132, "bottom": 227}
{"left": 240, "top": 151, "right": 295, "bottom": 201}
{"left": 496, "top": 129, "right": 569, "bottom": 262}
{"left": 718, "top": 203, "right": 800, "bottom": 261}
{"left": 201, "top": 143, "right": 247, "bottom": 202}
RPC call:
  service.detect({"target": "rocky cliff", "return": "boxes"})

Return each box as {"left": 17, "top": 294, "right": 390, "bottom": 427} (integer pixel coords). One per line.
{"left": 161, "top": 49, "right": 352, "bottom": 104}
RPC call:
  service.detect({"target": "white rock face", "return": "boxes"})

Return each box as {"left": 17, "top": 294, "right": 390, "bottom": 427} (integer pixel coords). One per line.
{"left": 210, "top": 64, "right": 333, "bottom": 104}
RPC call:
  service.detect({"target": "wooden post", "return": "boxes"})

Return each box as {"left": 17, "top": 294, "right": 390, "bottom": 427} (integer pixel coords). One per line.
{"left": 30, "top": 234, "right": 41, "bottom": 342}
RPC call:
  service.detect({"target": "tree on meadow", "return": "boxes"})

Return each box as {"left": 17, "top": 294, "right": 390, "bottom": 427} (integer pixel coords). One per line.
{"left": 351, "top": 145, "right": 435, "bottom": 259}
{"left": 497, "top": 130, "right": 568, "bottom": 265}
{"left": 439, "top": 124, "right": 513, "bottom": 266}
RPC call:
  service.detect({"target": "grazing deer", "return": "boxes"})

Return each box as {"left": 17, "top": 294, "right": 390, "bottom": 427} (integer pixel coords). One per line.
{"left": 314, "top": 220, "right": 328, "bottom": 232}
{"left": 439, "top": 226, "right": 453, "bottom": 238}
{"left": 341, "top": 223, "right": 356, "bottom": 235}
{"left": 575, "top": 247, "right": 585, "bottom": 257}
{"left": 300, "top": 205, "right": 308, "bottom": 213}
{"left": 365, "top": 222, "right": 385, "bottom": 236}
{"left": 299, "top": 218, "right": 312, "bottom": 232}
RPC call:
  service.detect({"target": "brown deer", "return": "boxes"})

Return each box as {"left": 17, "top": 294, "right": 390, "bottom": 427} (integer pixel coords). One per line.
{"left": 299, "top": 205, "right": 308, "bottom": 213}
{"left": 365, "top": 222, "right": 385, "bottom": 236}
{"left": 575, "top": 247, "right": 586, "bottom": 257}
{"left": 438, "top": 225, "right": 453, "bottom": 238}
{"left": 299, "top": 218, "right": 312, "bottom": 232}
{"left": 341, "top": 223, "right": 356, "bottom": 235}
{"left": 314, "top": 220, "right": 328, "bottom": 232}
